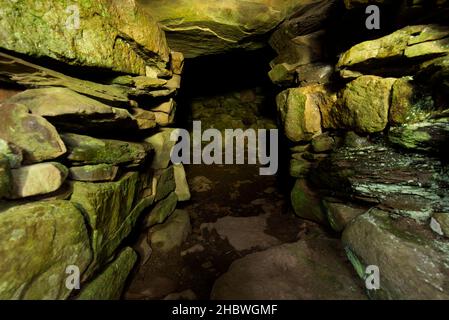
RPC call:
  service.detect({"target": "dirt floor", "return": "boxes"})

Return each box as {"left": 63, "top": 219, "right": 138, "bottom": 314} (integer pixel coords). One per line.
{"left": 123, "top": 162, "right": 330, "bottom": 300}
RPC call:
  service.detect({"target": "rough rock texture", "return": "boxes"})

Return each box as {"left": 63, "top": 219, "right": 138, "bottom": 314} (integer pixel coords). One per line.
{"left": 62, "top": 133, "right": 150, "bottom": 167}
{"left": 0, "top": 201, "right": 92, "bottom": 300}
{"left": 332, "top": 76, "right": 396, "bottom": 133}
{"left": 0, "top": 0, "right": 169, "bottom": 75}
{"left": 0, "top": 155, "right": 12, "bottom": 199}
{"left": 144, "top": 192, "right": 178, "bottom": 228}
{"left": 69, "top": 164, "right": 119, "bottom": 182}
{"left": 70, "top": 172, "right": 154, "bottom": 271}
{"left": 144, "top": 0, "right": 334, "bottom": 57}
{"left": 6, "top": 88, "right": 140, "bottom": 133}
{"left": 211, "top": 236, "right": 366, "bottom": 300}
{"left": 389, "top": 77, "right": 434, "bottom": 125}
{"left": 0, "top": 103, "right": 66, "bottom": 164}
{"left": 276, "top": 85, "right": 328, "bottom": 142}
{"left": 343, "top": 209, "right": 449, "bottom": 299}
{"left": 0, "top": 139, "right": 23, "bottom": 169}
{"left": 150, "top": 210, "right": 191, "bottom": 252}
{"left": 77, "top": 247, "right": 137, "bottom": 300}
{"left": 9, "top": 162, "right": 68, "bottom": 199}
{"left": 153, "top": 166, "right": 176, "bottom": 202}
{"left": 173, "top": 164, "right": 191, "bottom": 201}
{"left": 337, "top": 25, "right": 449, "bottom": 77}
{"left": 145, "top": 129, "right": 180, "bottom": 169}
{"left": 323, "top": 200, "right": 367, "bottom": 232}
{"left": 312, "top": 144, "right": 449, "bottom": 221}
{"left": 291, "top": 179, "right": 327, "bottom": 224}
{"left": 201, "top": 214, "right": 281, "bottom": 252}
{"left": 388, "top": 116, "right": 449, "bottom": 156}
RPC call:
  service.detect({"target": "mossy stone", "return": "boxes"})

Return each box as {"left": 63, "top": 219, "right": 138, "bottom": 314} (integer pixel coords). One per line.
{"left": 70, "top": 171, "right": 153, "bottom": 273}
{"left": 290, "top": 179, "right": 326, "bottom": 224}
{"left": 62, "top": 133, "right": 150, "bottom": 166}
{"left": 0, "top": 0, "right": 169, "bottom": 75}
{"left": 0, "top": 103, "right": 66, "bottom": 164}
{"left": 0, "top": 200, "right": 92, "bottom": 299}
{"left": 77, "top": 247, "right": 137, "bottom": 300}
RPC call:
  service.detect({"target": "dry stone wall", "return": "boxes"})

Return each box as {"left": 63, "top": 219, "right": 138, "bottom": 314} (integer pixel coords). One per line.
{"left": 0, "top": 0, "right": 189, "bottom": 300}
{"left": 271, "top": 1, "right": 449, "bottom": 299}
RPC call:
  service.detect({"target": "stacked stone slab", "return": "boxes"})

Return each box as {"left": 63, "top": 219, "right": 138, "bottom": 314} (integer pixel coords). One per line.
{"left": 271, "top": 9, "right": 449, "bottom": 299}
{"left": 0, "top": 0, "right": 190, "bottom": 300}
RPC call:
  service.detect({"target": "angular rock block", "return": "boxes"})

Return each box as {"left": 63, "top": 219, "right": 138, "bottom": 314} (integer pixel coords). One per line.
{"left": 291, "top": 179, "right": 327, "bottom": 224}
{"left": 333, "top": 76, "right": 396, "bottom": 133}
{"left": 343, "top": 209, "right": 449, "bottom": 299}
{"left": 144, "top": 192, "right": 178, "bottom": 228}
{"left": 174, "top": 164, "right": 191, "bottom": 201}
{"left": 61, "top": 133, "right": 151, "bottom": 167}
{"left": 9, "top": 162, "right": 68, "bottom": 199}
{"left": 276, "top": 85, "right": 325, "bottom": 142}
{"left": 389, "top": 77, "right": 434, "bottom": 125}
{"left": 337, "top": 25, "right": 449, "bottom": 76}
{"left": 70, "top": 172, "right": 154, "bottom": 272}
{"left": 69, "top": 164, "right": 119, "bottom": 182}
{"left": 322, "top": 200, "right": 367, "bottom": 232}
{"left": 7, "top": 88, "right": 139, "bottom": 133}
{"left": 145, "top": 129, "right": 181, "bottom": 169}
{"left": 0, "top": 201, "right": 92, "bottom": 300}
{"left": 0, "top": 103, "right": 66, "bottom": 164}
{"left": 77, "top": 247, "right": 137, "bottom": 300}
{"left": 153, "top": 166, "right": 176, "bottom": 202}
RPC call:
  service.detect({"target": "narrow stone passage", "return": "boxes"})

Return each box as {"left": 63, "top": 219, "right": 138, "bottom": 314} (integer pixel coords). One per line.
{"left": 1, "top": 0, "right": 448, "bottom": 302}
{"left": 123, "top": 84, "right": 364, "bottom": 300}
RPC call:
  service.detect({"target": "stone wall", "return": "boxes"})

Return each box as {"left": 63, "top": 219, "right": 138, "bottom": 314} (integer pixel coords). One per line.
{"left": 0, "top": 0, "right": 189, "bottom": 300}
{"left": 270, "top": 1, "right": 449, "bottom": 299}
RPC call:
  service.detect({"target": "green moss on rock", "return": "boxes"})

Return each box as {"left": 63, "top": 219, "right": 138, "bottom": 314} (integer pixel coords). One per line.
{"left": 0, "top": 0, "right": 169, "bottom": 75}
{"left": 0, "top": 103, "right": 66, "bottom": 164}
{"left": 0, "top": 200, "right": 92, "bottom": 300}
{"left": 77, "top": 247, "right": 137, "bottom": 300}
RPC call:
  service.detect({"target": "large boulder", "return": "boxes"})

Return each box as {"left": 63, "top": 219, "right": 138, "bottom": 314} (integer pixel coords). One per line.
{"left": 343, "top": 209, "right": 449, "bottom": 299}
{"left": 211, "top": 236, "right": 366, "bottom": 300}
{"left": 143, "top": 0, "right": 333, "bottom": 57}
{"left": 0, "top": 201, "right": 92, "bottom": 299}
{"left": 0, "top": 103, "right": 66, "bottom": 164}
{"left": 0, "top": 0, "right": 169, "bottom": 75}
